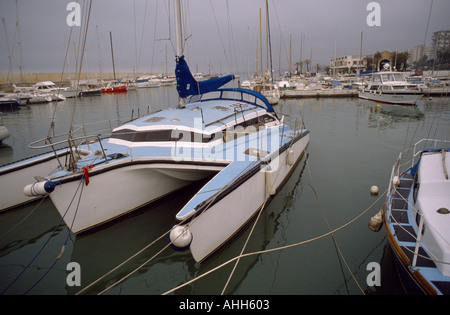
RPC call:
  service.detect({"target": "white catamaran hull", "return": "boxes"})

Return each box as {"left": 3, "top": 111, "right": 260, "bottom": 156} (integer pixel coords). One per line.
{"left": 185, "top": 132, "right": 309, "bottom": 262}
{"left": 0, "top": 149, "right": 79, "bottom": 212}
{"left": 49, "top": 160, "right": 222, "bottom": 234}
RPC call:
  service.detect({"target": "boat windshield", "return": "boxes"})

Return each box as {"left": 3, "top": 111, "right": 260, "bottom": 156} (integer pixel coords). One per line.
{"left": 380, "top": 73, "right": 405, "bottom": 82}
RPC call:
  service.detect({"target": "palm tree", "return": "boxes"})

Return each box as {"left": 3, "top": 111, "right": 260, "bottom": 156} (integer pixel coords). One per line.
{"left": 295, "top": 61, "right": 304, "bottom": 73}
{"left": 364, "top": 56, "right": 373, "bottom": 71}
{"left": 304, "top": 59, "right": 311, "bottom": 72}
{"left": 374, "top": 52, "right": 382, "bottom": 71}
{"left": 398, "top": 51, "right": 410, "bottom": 71}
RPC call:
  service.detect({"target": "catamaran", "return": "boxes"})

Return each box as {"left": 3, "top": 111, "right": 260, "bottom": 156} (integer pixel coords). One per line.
{"left": 1, "top": 0, "right": 310, "bottom": 263}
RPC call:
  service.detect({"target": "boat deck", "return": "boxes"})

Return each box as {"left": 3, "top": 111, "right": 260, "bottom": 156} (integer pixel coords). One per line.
{"left": 386, "top": 171, "right": 450, "bottom": 295}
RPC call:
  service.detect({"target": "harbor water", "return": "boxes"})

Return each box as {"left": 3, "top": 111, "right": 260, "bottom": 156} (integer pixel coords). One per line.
{"left": 0, "top": 86, "right": 449, "bottom": 295}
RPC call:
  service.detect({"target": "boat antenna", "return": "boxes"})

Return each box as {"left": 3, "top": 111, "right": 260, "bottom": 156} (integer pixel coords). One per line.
{"left": 174, "top": 0, "right": 186, "bottom": 108}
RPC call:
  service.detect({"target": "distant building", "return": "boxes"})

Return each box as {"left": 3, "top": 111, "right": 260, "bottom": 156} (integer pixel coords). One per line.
{"left": 329, "top": 55, "right": 367, "bottom": 74}
{"left": 408, "top": 45, "right": 431, "bottom": 64}
{"left": 431, "top": 30, "right": 450, "bottom": 58}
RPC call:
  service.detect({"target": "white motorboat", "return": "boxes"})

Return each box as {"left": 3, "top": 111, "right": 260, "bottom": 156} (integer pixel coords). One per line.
{"left": 135, "top": 75, "right": 161, "bottom": 88}
{"left": 382, "top": 139, "right": 450, "bottom": 294}
{"left": 358, "top": 67, "right": 424, "bottom": 106}
{"left": 11, "top": 0, "right": 309, "bottom": 263}
{"left": 160, "top": 76, "right": 176, "bottom": 86}
{"left": 27, "top": 93, "right": 52, "bottom": 104}
{"left": 34, "top": 81, "right": 70, "bottom": 100}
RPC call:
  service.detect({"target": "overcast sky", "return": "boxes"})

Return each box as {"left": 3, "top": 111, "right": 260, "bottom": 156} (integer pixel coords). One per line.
{"left": 1, "top": 0, "right": 449, "bottom": 77}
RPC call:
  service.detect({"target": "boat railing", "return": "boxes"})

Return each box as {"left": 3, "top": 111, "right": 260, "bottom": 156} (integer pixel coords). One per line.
{"left": 390, "top": 138, "right": 450, "bottom": 183}
{"left": 278, "top": 112, "right": 306, "bottom": 134}
{"left": 28, "top": 119, "right": 120, "bottom": 170}
{"left": 387, "top": 138, "right": 450, "bottom": 269}
{"left": 189, "top": 88, "right": 276, "bottom": 115}
{"left": 412, "top": 138, "right": 450, "bottom": 166}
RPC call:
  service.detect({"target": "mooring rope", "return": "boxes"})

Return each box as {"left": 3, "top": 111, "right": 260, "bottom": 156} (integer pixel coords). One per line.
{"left": 162, "top": 184, "right": 388, "bottom": 295}
{"left": 24, "top": 176, "right": 86, "bottom": 294}
{"left": 78, "top": 159, "right": 261, "bottom": 295}
{"left": 78, "top": 123, "right": 293, "bottom": 294}
{"left": 220, "top": 150, "right": 287, "bottom": 295}
{"left": 1, "top": 176, "right": 85, "bottom": 295}
{"left": 305, "top": 159, "right": 363, "bottom": 294}
{"left": 0, "top": 195, "right": 48, "bottom": 240}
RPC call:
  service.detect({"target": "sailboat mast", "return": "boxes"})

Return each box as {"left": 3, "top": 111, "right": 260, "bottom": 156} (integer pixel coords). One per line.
{"left": 109, "top": 31, "right": 116, "bottom": 81}
{"left": 15, "top": 0, "right": 24, "bottom": 83}
{"left": 265, "top": 0, "right": 273, "bottom": 83}
{"left": 174, "top": 0, "right": 185, "bottom": 108}
{"left": 359, "top": 31, "right": 363, "bottom": 76}
{"left": 259, "top": 8, "right": 263, "bottom": 76}
{"left": 174, "top": 0, "right": 183, "bottom": 58}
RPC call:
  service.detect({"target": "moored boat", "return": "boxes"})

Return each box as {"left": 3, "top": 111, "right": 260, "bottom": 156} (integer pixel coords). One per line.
{"left": 33, "top": 81, "right": 69, "bottom": 100}
{"left": 27, "top": 93, "right": 52, "bottom": 104}
{"left": 359, "top": 67, "right": 424, "bottom": 106}
{"left": 382, "top": 139, "right": 450, "bottom": 295}
{"left": 16, "top": 0, "right": 309, "bottom": 264}
{"left": 0, "top": 97, "right": 21, "bottom": 108}
{"left": 0, "top": 147, "right": 90, "bottom": 212}
{"left": 101, "top": 81, "right": 127, "bottom": 93}
{"left": 135, "top": 75, "right": 161, "bottom": 88}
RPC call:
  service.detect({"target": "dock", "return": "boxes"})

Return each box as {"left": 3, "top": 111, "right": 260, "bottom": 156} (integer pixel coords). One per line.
{"left": 281, "top": 88, "right": 359, "bottom": 99}
{"left": 280, "top": 87, "right": 449, "bottom": 99}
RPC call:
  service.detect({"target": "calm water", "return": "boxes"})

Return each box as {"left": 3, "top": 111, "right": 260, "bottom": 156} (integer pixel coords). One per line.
{"left": 0, "top": 86, "right": 449, "bottom": 295}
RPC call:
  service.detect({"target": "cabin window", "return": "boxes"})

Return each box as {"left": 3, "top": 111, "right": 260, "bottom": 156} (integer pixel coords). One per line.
{"left": 373, "top": 76, "right": 381, "bottom": 83}
{"left": 381, "top": 74, "right": 391, "bottom": 81}
{"left": 111, "top": 129, "right": 218, "bottom": 143}
{"left": 412, "top": 174, "right": 419, "bottom": 204}
{"left": 393, "top": 73, "right": 405, "bottom": 81}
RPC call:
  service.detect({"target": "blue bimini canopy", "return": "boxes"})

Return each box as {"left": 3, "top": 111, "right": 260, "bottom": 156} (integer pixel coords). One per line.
{"left": 175, "top": 55, "right": 235, "bottom": 98}
{"left": 189, "top": 88, "right": 277, "bottom": 118}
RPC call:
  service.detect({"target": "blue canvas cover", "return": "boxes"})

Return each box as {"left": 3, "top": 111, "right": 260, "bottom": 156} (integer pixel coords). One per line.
{"left": 175, "top": 55, "right": 235, "bottom": 98}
